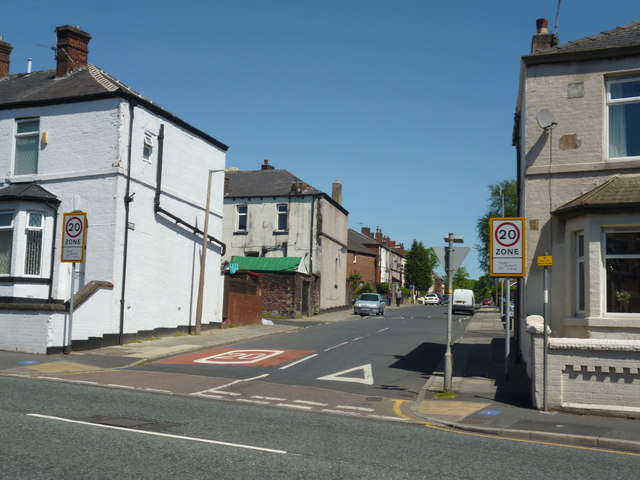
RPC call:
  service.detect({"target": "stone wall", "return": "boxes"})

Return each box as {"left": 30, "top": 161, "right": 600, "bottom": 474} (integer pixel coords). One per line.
{"left": 525, "top": 315, "right": 640, "bottom": 417}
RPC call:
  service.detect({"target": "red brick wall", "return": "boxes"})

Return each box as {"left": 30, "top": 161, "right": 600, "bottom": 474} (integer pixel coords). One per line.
{"left": 347, "top": 252, "right": 377, "bottom": 288}
{"left": 261, "top": 273, "right": 318, "bottom": 318}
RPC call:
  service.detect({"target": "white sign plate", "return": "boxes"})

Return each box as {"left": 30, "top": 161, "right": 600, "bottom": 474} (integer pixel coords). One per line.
{"left": 61, "top": 212, "right": 87, "bottom": 263}
{"left": 490, "top": 217, "right": 525, "bottom": 277}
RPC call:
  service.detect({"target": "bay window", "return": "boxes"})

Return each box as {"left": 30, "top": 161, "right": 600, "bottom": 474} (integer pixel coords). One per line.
{"left": 0, "top": 212, "right": 14, "bottom": 275}
{"left": 605, "top": 230, "right": 640, "bottom": 313}
{"left": 24, "top": 212, "right": 44, "bottom": 275}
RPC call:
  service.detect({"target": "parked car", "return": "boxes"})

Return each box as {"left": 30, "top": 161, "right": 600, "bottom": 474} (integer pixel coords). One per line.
{"left": 423, "top": 293, "right": 441, "bottom": 305}
{"left": 353, "top": 293, "right": 385, "bottom": 316}
{"left": 481, "top": 299, "right": 492, "bottom": 306}
{"left": 440, "top": 294, "right": 449, "bottom": 305}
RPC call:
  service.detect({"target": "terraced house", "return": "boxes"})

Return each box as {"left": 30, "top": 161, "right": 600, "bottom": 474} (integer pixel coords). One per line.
{"left": 0, "top": 26, "right": 227, "bottom": 353}
{"left": 515, "top": 19, "right": 640, "bottom": 415}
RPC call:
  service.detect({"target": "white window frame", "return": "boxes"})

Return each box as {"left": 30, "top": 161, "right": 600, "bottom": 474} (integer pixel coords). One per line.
{"left": 24, "top": 211, "right": 44, "bottom": 276}
{"left": 606, "top": 76, "right": 640, "bottom": 160}
{"left": 14, "top": 117, "right": 40, "bottom": 175}
{"left": 237, "top": 204, "right": 247, "bottom": 232}
{"left": 603, "top": 228, "right": 640, "bottom": 316}
{"left": 143, "top": 131, "right": 154, "bottom": 162}
{"left": 575, "top": 232, "right": 585, "bottom": 315}
{"left": 0, "top": 211, "right": 15, "bottom": 276}
{"left": 275, "top": 203, "right": 288, "bottom": 232}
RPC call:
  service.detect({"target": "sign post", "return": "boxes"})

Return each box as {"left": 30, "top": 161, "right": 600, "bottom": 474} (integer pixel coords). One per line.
{"left": 61, "top": 212, "right": 87, "bottom": 355}
{"left": 489, "top": 217, "right": 525, "bottom": 380}
{"left": 537, "top": 255, "right": 553, "bottom": 411}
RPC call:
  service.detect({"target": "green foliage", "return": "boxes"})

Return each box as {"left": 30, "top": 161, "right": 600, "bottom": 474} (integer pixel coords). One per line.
{"left": 475, "top": 179, "right": 517, "bottom": 275}
{"left": 404, "top": 240, "right": 438, "bottom": 292}
{"left": 452, "top": 266, "right": 474, "bottom": 290}
{"left": 348, "top": 272, "right": 362, "bottom": 292}
{"left": 377, "top": 282, "right": 389, "bottom": 295}
{"left": 473, "top": 275, "right": 496, "bottom": 301}
{"left": 356, "top": 283, "right": 376, "bottom": 295}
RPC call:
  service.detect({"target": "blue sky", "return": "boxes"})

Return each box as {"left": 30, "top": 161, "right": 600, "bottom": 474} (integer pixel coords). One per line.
{"left": 3, "top": 1, "right": 640, "bottom": 279}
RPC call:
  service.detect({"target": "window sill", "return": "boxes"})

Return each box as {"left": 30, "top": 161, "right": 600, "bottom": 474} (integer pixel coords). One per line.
{"left": 273, "top": 230, "right": 288, "bottom": 235}
{"left": 233, "top": 231, "right": 248, "bottom": 236}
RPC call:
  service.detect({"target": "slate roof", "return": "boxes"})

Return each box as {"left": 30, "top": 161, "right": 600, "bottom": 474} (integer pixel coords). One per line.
{"left": 553, "top": 175, "right": 640, "bottom": 216}
{"left": 225, "top": 169, "right": 322, "bottom": 197}
{"left": 525, "top": 20, "right": 640, "bottom": 64}
{"left": 0, "top": 65, "right": 228, "bottom": 151}
{"left": 348, "top": 229, "right": 377, "bottom": 256}
{"left": 0, "top": 182, "right": 60, "bottom": 204}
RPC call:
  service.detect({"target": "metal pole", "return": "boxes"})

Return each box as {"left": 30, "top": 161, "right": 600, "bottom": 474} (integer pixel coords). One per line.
{"left": 66, "top": 262, "right": 76, "bottom": 355}
{"left": 194, "top": 170, "right": 215, "bottom": 335}
{"left": 505, "top": 277, "right": 511, "bottom": 380}
{"left": 444, "top": 235, "right": 454, "bottom": 392}
{"left": 543, "top": 265, "right": 549, "bottom": 411}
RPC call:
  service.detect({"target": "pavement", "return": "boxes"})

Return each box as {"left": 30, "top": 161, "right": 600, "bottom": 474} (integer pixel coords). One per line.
{"left": 2, "top": 305, "right": 640, "bottom": 454}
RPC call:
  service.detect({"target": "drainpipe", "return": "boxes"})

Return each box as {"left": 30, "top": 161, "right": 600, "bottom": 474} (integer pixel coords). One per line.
{"left": 119, "top": 101, "right": 135, "bottom": 345}
{"left": 153, "top": 124, "right": 226, "bottom": 255}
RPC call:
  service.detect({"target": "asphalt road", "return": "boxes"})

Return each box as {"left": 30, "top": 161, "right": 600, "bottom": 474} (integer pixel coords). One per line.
{"left": 137, "top": 304, "right": 469, "bottom": 399}
{"left": 3, "top": 375, "right": 638, "bottom": 479}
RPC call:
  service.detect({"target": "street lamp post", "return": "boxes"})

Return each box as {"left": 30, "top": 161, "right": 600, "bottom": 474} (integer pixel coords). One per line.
{"left": 444, "top": 233, "right": 464, "bottom": 393}
{"left": 194, "top": 169, "right": 224, "bottom": 335}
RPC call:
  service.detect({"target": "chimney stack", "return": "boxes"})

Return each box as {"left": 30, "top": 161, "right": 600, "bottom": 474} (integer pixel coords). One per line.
{"left": 55, "top": 25, "right": 91, "bottom": 78}
{"left": 332, "top": 180, "right": 342, "bottom": 204}
{"left": 361, "top": 226, "right": 372, "bottom": 238}
{"left": 0, "top": 38, "right": 12, "bottom": 79}
{"left": 531, "top": 18, "right": 555, "bottom": 53}
{"left": 261, "top": 159, "right": 275, "bottom": 170}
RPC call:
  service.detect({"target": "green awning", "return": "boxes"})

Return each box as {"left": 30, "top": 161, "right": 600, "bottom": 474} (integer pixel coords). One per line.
{"left": 229, "top": 256, "right": 307, "bottom": 273}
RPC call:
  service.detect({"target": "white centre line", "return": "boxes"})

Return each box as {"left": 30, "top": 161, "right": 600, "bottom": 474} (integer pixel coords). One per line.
{"left": 293, "top": 400, "right": 328, "bottom": 407}
{"left": 375, "top": 328, "right": 389, "bottom": 333}
{"left": 279, "top": 353, "right": 318, "bottom": 370}
{"left": 324, "top": 342, "right": 349, "bottom": 352}
{"left": 336, "top": 405, "right": 375, "bottom": 412}
{"left": 27, "top": 414, "right": 287, "bottom": 455}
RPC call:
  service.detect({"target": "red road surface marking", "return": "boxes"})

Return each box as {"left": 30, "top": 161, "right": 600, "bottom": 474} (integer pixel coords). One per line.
{"left": 154, "top": 348, "right": 315, "bottom": 367}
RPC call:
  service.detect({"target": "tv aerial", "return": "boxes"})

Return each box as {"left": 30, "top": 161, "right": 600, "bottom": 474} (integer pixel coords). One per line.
{"left": 536, "top": 109, "right": 557, "bottom": 130}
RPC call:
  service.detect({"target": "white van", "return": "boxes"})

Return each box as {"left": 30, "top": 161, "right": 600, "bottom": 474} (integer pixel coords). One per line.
{"left": 452, "top": 289, "right": 475, "bottom": 315}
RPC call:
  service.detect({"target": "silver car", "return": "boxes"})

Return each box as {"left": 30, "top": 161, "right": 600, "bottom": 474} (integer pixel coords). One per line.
{"left": 353, "top": 293, "right": 385, "bottom": 316}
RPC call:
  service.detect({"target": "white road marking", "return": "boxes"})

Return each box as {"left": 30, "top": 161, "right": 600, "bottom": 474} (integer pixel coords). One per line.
{"left": 323, "top": 342, "right": 349, "bottom": 352}
{"left": 279, "top": 353, "right": 318, "bottom": 370}
{"left": 317, "top": 364, "right": 374, "bottom": 385}
{"left": 193, "top": 374, "right": 269, "bottom": 396}
{"left": 292, "top": 400, "right": 328, "bottom": 407}
{"left": 336, "top": 405, "right": 375, "bottom": 412}
{"left": 144, "top": 388, "right": 172, "bottom": 393}
{"left": 236, "top": 398, "right": 271, "bottom": 405}
{"left": 375, "top": 328, "right": 389, "bottom": 333}
{"left": 320, "top": 409, "right": 360, "bottom": 416}
{"left": 351, "top": 336, "right": 363, "bottom": 341}
{"left": 107, "top": 384, "right": 135, "bottom": 389}
{"left": 276, "top": 403, "right": 313, "bottom": 410}
{"left": 27, "top": 414, "right": 287, "bottom": 454}
{"left": 367, "top": 415, "right": 408, "bottom": 422}
{"left": 251, "top": 395, "right": 287, "bottom": 401}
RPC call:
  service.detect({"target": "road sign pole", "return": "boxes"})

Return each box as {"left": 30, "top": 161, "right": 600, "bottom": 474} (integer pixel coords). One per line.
{"left": 543, "top": 264, "right": 549, "bottom": 412}
{"left": 444, "top": 242, "right": 453, "bottom": 393}
{"left": 505, "top": 277, "right": 510, "bottom": 381}
{"left": 65, "top": 262, "right": 76, "bottom": 355}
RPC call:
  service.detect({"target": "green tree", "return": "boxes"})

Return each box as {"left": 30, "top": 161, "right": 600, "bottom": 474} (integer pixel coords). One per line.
{"left": 447, "top": 266, "right": 474, "bottom": 290}
{"left": 348, "top": 272, "right": 362, "bottom": 293}
{"left": 404, "top": 240, "right": 438, "bottom": 292}
{"left": 473, "top": 275, "right": 495, "bottom": 301}
{"left": 475, "top": 179, "right": 517, "bottom": 275}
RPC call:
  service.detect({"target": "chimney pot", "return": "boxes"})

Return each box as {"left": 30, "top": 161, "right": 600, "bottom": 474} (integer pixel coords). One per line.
{"left": 55, "top": 25, "right": 91, "bottom": 78}
{"left": 536, "top": 18, "right": 549, "bottom": 33}
{"left": 261, "top": 159, "right": 275, "bottom": 170}
{"left": 531, "top": 18, "right": 555, "bottom": 52}
{"left": 0, "top": 39, "right": 12, "bottom": 79}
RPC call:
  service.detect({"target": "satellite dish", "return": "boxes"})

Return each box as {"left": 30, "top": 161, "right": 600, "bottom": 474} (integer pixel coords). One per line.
{"left": 537, "top": 109, "right": 557, "bottom": 129}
